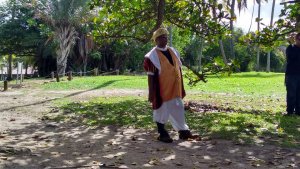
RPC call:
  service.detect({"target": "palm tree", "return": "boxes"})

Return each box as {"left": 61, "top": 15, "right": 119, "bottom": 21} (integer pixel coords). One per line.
{"left": 256, "top": 0, "right": 261, "bottom": 72}
{"left": 212, "top": 0, "right": 228, "bottom": 65}
{"left": 34, "top": 0, "right": 90, "bottom": 76}
{"left": 267, "top": 0, "right": 275, "bottom": 72}
{"left": 229, "top": 0, "right": 236, "bottom": 60}
{"left": 196, "top": 37, "right": 204, "bottom": 72}
{"left": 244, "top": 0, "right": 267, "bottom": 71}
{"left": 222, "top": 0, "right": 248, "bottom": 61}
{"left": 78, "top": 32, "right": 94, "bottom": 76}
{"left": 229, "top": 0, "right": 246, "bottom": 60}
{"left": 7, "top": 0, "right": 16, "bottom": 81}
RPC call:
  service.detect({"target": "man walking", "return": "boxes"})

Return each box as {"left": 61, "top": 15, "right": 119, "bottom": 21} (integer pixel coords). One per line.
{"left": 143, "top": 27, "right": 198, "bottom": 143}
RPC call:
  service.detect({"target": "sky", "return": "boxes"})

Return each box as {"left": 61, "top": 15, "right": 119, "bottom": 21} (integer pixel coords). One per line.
{"left": 0, "top": 0, "right": 284, "bottom": 33}
{"left": 235, "top": 1, "right": 284, "bottom": 33}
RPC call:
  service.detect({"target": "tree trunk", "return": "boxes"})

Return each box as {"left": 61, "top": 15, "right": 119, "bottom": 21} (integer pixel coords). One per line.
{"left": 229, "top": 0, "right": 236, "bottom": 60}
{"left": 148, "top": 0, "right": 165, "bottom": 38}
{"left": 212, "top": 0, "right": 228, "bottom": 65}
{"left": 25, "top": 62, "right": 28, "bottom": 76}
{"left": 83, "top": 61, "right": 87, "bottom": 76}
{"left": 219, "top": 39, "right": 228, "bottom": 65}
{"left": 102, "top": 52, "right": 108, "bottom": 71}
{"left": 7, "top": 54, "right": 13, "bottom": 81}
{"left": 256, "top": 0, "right": 261, "bottom": 72}
{"left": 55, "top": 26, "right": 77, "bottom": 76}
{"left": 7, "top": 0, "right": 16, "bottom": 81}
{"left": 79, "top": 34, "right": 94, "bottom": 76}
{"left": 267, "top": 0, "right": 276, "bottom": 73}
{"left": 168, "top": 26, "right": 173, "bottom": 47}
{"left": 197, "top": 37, "right": 204, "bottom": 72}
{"left": 79, "top": 34, "right": 87, "bottom": 76}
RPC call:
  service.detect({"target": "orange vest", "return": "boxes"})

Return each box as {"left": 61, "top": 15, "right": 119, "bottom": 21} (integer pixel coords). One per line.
{"left": 156, "top": 48, "right": 183, "bottom": 102}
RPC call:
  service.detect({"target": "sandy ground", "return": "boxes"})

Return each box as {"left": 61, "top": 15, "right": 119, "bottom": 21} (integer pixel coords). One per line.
{"left": 0, "top": 82, "right": 300, "bottom": 169}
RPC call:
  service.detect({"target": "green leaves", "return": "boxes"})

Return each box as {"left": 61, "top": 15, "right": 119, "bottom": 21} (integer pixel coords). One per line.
{"left": 251, "top": 2, "right": 300, "bottom": 48}
{"left": 90, "top": 0, "right": 231, "bottom": 43}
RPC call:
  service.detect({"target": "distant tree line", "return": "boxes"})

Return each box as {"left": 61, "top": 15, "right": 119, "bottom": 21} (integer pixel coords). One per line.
{"left": 0, "top": 0, "right": 298, "bottom": 81}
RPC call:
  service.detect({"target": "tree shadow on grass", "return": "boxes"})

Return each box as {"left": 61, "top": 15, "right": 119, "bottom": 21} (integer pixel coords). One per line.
{"left": 0, "top": 80, "right": 127, "bottom": 112}
{"left": 0, "top": 119, "right": 161, "bottom": 169}
{"left": 186, "top": 108, "right": 300, "bottom": 148}
{"left": 58, "top": 97, "right": 154, "bottom": 129}
{"left": 187, "top": 112, "right": 259, "bottom": 143}
{"left": 230, "top": 72, "right": 284, "bottom": 78}
{"left": 276, "top": 115, "right": 300, "bottom": 147}
{"left": 57, "top": 98, "right": 300, "bottom": 148}
{"left": 206, "top": 72, "right": 283, "bottom": 79}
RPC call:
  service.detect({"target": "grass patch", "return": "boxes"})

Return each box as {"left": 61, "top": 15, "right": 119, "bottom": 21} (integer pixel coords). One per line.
{"left": 42, "top": 72, "right": 285, "bottom": 97}
{"left": 186, "top": 92, "right": 286, "bottom": 114}
{"left": 187, "top": 111, "right": 300, "bottom": 147}
{"left": 56, "top": 96, "right": 154, "bottom": 128}
{"left": 185, "top": 72, "right": 285, "bottom": 96}
{"left": 42, "top": 76, "right": 148, "bottom": 90}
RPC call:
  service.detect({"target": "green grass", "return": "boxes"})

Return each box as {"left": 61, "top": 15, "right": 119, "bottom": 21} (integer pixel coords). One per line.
{"left": 42, "top": 72, "right": 285, "bottom": 96}
{"left": 42, "top": 75, "right": 148, "bottom": 90}
{"left": 43, "top": 72, "right": 300, "bottom": 147}
{"left": 53, "top": 96, "right": 154, "bottom": 128}
{"left": 185, "top": 72, "right": 285, "bottom": 96}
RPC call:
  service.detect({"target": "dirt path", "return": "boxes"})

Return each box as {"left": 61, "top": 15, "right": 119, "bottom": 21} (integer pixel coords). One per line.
{"left": 0, "top": 85, "right": 299, "bottom": 169}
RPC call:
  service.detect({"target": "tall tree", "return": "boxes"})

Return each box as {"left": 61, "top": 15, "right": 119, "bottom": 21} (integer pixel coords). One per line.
{"left": 251, "top": 1, "right": 300, "bottom": 49}
{"left": 0, "top": 0, "right": 17, "bottom": 81}
{"left": 212, "top": 0, "right": 228, "bottom": 65}
{"left": 78, "top": 33, "right": 94, "bottom": 75}
{"left": 91, "top": 0, "right": 230, "bottom": 43}
{"left": 225, "top": 0, "right": 248, "bottom": 60}
{"left": 266, "top": 0, "right": 275, "bottom": 72}
{"left": 256, "top": 0, "right": 261, "bottom": 71}
{"left": 0, "top": 0, "right": 41, "bottom": 80}
{"left": 90, "top": 0, "right": 232, "bottom": 82}
{"left": 33, "top": 0, "right": 90, "bottom": 76}
{"left": 229, "top": 0, "right": 236, "bottom": 60}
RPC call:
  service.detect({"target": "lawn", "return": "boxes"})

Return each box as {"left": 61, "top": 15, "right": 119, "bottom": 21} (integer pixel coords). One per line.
{"left": 43, "top": 72, "right": 285, "bottom": 96}
{"left": 43, "top": 72, "right": 300, "bottom": 147}
{"left": 42, "top": 75, "right": 148, "bottom": 90}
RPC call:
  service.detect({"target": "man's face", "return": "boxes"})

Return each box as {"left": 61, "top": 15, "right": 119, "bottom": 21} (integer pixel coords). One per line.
{"left": 155, "top": 34, "right": 168, "bottom": 48}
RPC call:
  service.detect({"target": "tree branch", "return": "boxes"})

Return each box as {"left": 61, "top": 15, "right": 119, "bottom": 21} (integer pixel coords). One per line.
{"left": 280, "top": 1, "right": 300, "bottom": 5}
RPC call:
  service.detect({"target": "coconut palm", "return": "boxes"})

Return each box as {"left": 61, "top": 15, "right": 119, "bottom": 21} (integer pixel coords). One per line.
{"left": 267, "top": 0, "right": 275, "bottom": 72}
{"left": 224, "top": 0, "right": 268, "bottom": 70}
{"left": 224, "top": 0, "right": 248, "bottom": 60}
{"left": 212, "top": 0, "right": 228, "bottom": 65}
{"left": 78, "top": 32, "right": 94, "bottom": 76}
{"left": 256, "top": 0, "right": 261, "bottom": 71}
{"left": 33, "top": 0, "right": 90, "bottom": 76}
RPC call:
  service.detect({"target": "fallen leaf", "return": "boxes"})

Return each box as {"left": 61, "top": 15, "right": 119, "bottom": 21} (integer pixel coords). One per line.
{"left": 131, "top": 136, "right": 137, "bottom": 141}
{"left": 285, "top": 153, "right": 294, "bottom": 157}
{"left": 175, "top": 162, "right": 183, "bottom": 166}
{"left": 148, "top": 158, "right": 159, "bottom": 165}
{"left": 0, "top": 157, "right": 8, "bottom": 160}
{"left": 224, "top": 159, "right": 232, "bottom": 165}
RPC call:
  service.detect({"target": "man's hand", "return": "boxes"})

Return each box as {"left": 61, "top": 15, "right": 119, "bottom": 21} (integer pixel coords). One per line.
{"left": 148, "top": 75, "right": 154, "bottom": 102}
